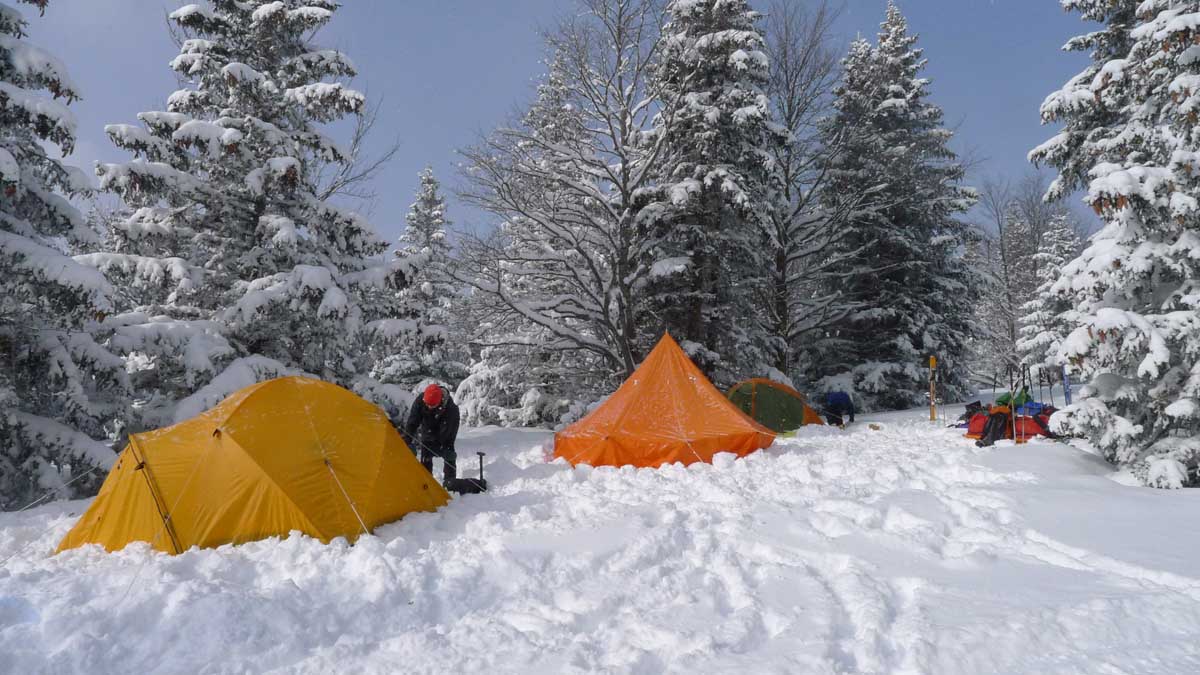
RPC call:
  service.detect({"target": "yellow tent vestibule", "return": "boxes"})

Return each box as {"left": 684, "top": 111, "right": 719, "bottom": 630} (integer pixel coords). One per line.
{"left": 57, "top": 376, "right": 449, "bottom": 554}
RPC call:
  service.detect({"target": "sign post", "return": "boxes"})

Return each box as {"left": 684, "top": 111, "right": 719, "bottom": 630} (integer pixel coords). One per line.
{"left": 929, "top": 356, "right": 938, "bottom": 422}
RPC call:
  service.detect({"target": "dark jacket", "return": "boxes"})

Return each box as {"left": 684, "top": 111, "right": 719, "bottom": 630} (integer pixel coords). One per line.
{"left": 824, "top": 391, "right": 855, "bottom": 421}
{"left": 403, "top": 388, "right": 460, "bottom": 457}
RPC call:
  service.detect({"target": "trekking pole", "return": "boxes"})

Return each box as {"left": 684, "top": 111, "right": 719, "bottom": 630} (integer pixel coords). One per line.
{"left": 477, "top": 452, "right": 486, "bottom": 484}
{"left": 1009, "top": 365, "right": 1019, "bottom": 442}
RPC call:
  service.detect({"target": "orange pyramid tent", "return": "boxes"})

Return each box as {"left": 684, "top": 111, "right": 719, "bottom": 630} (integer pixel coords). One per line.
{"left": 553, "top": 334, "right": 776, "bottom": 468}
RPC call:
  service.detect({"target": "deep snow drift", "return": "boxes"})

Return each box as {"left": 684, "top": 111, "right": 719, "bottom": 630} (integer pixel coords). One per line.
{"left": 4, "top": 409, "right": 1200, "bottom": 674}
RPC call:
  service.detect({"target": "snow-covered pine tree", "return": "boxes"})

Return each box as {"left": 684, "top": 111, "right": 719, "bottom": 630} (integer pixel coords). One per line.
{"left": 401, "top": 168, "right": 451, "bottom": 259}
{"left": 89, "top": 0, "right": 408, "bottom": 425}
{"left": 1031, "top": 0, "right": 1138, "bottom": 204}
{"left": 372, "top": 167, "right": 466, "bottom": 391}
{"left": 1016, "top": 214, "right": 1082, "bottom": 371}
{"left": 810, "top": 2, "right": 977, "bottom": 410}
{"left": 454, "top": 343, "right": 593, "bottom": 428}
{"left": 1031, "top": 0, "right": 1200, "bottom": 487}
{"left": 0, "top": 0, "right": 126, "bottom": 508}
{"left": 805, "top": 37, "right": 873, "bottom": 382}
{"left": 641, "top": 0, "right": 784, "bottom": 383}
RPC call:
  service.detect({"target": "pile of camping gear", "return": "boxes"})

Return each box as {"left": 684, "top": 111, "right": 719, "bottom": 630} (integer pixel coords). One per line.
{"left": 960, "top": 366, "right": 1062, "bottom": 447}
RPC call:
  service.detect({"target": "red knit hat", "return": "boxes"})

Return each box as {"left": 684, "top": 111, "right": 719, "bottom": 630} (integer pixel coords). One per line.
{"left": 423, "top": 383, "right": 444, "bottom": 407}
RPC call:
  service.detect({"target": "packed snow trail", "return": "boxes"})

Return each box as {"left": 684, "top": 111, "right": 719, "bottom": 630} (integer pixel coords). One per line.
{"left": 3, "top": 412, "right": 1200, "bottom": 674}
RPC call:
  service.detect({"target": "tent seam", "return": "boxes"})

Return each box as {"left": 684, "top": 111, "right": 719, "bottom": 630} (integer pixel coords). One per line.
{"left": 669, "top": 347, "right": 704, "bottom": 465}
{"left": 296, "top": 379, "right": 370, "bottom": 537}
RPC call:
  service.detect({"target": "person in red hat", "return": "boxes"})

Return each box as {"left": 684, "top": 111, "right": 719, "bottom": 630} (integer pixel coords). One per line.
{"left": 402, "top": 383, "right": 460, "bottom": 485}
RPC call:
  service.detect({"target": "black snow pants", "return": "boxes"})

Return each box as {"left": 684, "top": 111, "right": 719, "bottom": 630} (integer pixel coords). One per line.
{"left": 415, "top": 437, "right": 456, "bottom": 482}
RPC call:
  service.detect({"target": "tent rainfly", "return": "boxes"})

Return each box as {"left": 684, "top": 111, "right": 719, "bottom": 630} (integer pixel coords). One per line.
{"left": 727, "top": 378, "right": 825, "bottom": 433}
{"left": 553, "top": 334, "right": 776, "bottom": 468}
{"left": 57, "top": 376, "right": 448, "bottom": 554}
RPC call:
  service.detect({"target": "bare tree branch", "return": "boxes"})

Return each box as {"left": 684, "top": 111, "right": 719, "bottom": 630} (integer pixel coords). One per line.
{"left": 316, "top": 95, "right": 402, "bottom": 209}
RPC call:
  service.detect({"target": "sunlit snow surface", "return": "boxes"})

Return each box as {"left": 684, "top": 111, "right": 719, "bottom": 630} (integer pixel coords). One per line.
{"left": 3, "top": 407, "right": 1200, "bottom": 674}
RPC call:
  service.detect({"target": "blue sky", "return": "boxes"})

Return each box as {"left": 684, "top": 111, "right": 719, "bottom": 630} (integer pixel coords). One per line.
{"left": 35, "top": 0, "right": 1091, "bottom": 241}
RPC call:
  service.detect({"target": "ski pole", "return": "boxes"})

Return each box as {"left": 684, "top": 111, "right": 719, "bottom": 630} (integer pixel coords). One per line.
{"left": 1009, "top": 365, "right": 1018, "bottom": 441}
{"left": 1047, "top": 367, "right": 1055, "bottom": 407}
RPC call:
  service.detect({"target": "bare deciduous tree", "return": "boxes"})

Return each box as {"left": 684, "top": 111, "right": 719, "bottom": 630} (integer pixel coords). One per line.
{"left": 762, "top": 0, "right": 872, "bottom": 375}
{"left": 974, "top": 171, "right": 1089, "bottom": 374}
{"left": 976, "top": 177, "right": 1022, "bottom": 369}
{"left": 454, "top": 0, "right": 672, "bottom": 380}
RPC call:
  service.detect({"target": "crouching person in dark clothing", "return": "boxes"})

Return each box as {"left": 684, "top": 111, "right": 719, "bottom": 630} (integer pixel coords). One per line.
{"left": 403, "top": 383, "right": 460, "bottom": 486}
{"left": 824, "top": 391, "right": 856, "bottom": 427}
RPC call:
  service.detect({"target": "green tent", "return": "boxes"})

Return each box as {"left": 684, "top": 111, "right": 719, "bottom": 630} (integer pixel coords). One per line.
{"left": 996, "top": 387, "right": 1033, "bottom": 407}
{"left": 727, "top": 379, "right": 825, "bottom": 433}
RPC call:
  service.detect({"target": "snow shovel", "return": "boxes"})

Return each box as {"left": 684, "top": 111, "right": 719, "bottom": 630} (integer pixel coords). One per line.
{"left": 445, "top": 452, "right": 488, "bottom": 495}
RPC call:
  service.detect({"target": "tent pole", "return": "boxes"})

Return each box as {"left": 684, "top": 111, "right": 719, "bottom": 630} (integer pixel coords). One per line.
{"left": 130, "top": 443, "right": 183, "bottom": 554}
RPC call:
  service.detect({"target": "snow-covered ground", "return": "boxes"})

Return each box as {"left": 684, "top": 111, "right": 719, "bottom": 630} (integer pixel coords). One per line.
{"left": 4, "top": 408, "right": 1200, "bottom": 674}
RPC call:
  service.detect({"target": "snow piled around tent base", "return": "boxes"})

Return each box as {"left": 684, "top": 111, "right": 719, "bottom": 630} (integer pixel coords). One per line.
{"left": 4, "top": 412, "right": 1200, "bottom": 674}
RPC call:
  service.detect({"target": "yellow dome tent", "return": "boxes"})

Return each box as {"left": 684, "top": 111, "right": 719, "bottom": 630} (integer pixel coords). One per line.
{"left": 57, "top": 376, "right": 449, "bottom": 554}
